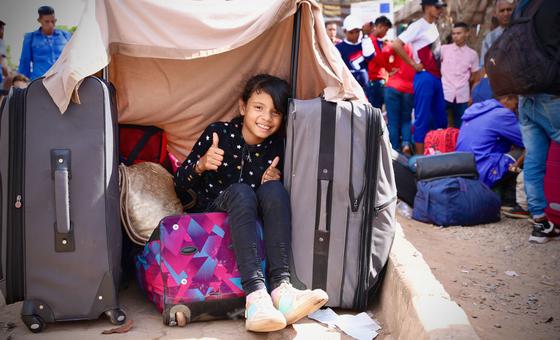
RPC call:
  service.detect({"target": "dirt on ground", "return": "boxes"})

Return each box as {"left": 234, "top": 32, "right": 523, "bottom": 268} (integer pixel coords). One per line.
{"left": 399, "top": 213, "right": 560, "bottom": 340}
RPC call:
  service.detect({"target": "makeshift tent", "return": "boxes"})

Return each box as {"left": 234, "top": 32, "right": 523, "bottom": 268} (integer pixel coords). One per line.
{"left": 43, "top": 0, "right": 366, "bottom": 160}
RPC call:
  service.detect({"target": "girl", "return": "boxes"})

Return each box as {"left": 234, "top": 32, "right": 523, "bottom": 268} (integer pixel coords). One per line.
{"left": 174, "top": 74, "right": 328, "bottom": 332}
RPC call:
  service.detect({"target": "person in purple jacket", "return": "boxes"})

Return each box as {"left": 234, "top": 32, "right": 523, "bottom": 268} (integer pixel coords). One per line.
{"left": 456, "top": 96, "right": 525, "bottom": 205}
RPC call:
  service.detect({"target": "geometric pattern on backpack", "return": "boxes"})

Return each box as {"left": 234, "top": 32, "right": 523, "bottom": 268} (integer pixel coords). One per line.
{"left": 135, "top": 213, "right": 265, "bottom": 312}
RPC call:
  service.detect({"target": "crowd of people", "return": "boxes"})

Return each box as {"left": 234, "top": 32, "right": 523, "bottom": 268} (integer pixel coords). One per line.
{"left": 328, "top": 0, "right": 559, "bottom": 244}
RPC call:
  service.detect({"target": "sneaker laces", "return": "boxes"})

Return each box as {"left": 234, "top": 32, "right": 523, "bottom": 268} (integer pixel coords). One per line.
{"left": 535, "top": 220, "right": 554, "bottom": 233}
{"left": 247, "top": 289, "right": 272, "bottom": 307}
{"left": 274, "top": 282, "right": 299, "bottom": 297}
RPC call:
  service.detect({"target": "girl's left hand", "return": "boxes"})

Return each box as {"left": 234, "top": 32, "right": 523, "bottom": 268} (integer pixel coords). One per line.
{"left": 261, "top": 156, "right": 281, "bottom": 184}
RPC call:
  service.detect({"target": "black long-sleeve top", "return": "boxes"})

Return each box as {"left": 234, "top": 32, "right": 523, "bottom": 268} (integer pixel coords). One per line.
{"left": 174, "top": 116, "right": 283, "bottom": 211}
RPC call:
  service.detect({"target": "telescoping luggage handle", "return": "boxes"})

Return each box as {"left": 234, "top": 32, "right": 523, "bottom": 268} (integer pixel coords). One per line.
{"left": 289, "top": 4, "right": 302, "bottom": 99}
{"left": 50, "top": 149, "right": 75, "bottom": 252}
{"left": 312, "top": 100, "right": 336, "bottom": 291}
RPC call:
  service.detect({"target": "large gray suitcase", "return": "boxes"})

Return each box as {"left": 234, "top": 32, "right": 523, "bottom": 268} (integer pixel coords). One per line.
{"left": 284, "top": 98, "right": 397, "bottom": 310}
{"left": 0, "top": 77, "right": 125, "bottom": 332}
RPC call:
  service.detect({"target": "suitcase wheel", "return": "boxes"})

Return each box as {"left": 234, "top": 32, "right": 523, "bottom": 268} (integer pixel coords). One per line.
{"left": 164, "top": 305, "right": 191, "bottom": 326}
{"left": 22, "top": 314, "right": 45, "bottom": 333}
{"left": 175, "top": 312, "right": 188, "bottom": 327}
{"left": 105, "top": 308, "right": 127, "bottom": 325}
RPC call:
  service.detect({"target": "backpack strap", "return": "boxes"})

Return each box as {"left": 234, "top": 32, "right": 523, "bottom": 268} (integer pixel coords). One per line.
{"left": 124, "top": 126, "right": 162, "bottom": 166}
{"left": 513, "top": 0, "right": 543, "bottom": 18}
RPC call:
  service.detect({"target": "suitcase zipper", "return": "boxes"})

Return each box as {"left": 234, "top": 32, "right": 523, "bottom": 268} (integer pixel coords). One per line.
{"left": 354, "top": 104, "right": 381, "bottom": 311}
{"left": 6, "top": 88, "right": 26, "bottom": 304}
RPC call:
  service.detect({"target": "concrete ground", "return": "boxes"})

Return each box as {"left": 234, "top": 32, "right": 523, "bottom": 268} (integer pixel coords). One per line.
{"left": 0, "top": 222, "right": 478, "bottom": 340}
{"left": 0, "top": 283, "right": 358, "bottom": 340}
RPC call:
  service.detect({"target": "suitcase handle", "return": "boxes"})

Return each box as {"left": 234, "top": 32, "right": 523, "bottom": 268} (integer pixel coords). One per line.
{"left": 51, "top": 149, "right": 71, "bottom": 234}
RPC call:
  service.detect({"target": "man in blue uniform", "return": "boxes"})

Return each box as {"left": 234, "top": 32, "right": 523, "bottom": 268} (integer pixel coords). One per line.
{"left": 18, "top": 6, "right": 71, "bottom": 80}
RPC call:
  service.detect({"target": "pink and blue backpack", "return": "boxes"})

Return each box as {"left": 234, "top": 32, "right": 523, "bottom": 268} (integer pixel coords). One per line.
{"left": 135, "top": 212, "right": 265, "bottom": 326}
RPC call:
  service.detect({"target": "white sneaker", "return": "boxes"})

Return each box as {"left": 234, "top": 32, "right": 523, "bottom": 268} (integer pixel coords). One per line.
{"left": 244, "top": 288, "right": 287, "bottom": 332}
{"left": 271, "top": 282, "right": 328, "bottom": 324}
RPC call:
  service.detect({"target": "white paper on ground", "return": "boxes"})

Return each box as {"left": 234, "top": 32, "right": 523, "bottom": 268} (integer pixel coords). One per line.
{"left": 308, "top": 308, "right": 381, "bottom": 340}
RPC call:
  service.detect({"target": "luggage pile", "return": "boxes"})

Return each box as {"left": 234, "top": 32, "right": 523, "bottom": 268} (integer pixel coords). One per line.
{"left": 0, "top": 2, "right": 398, "bottom": 334}
{"left": 412, "top": 153, "right": 501, "bottom": 227}
{"left": 0, "top": 82, "right": 397, "bottom": 333}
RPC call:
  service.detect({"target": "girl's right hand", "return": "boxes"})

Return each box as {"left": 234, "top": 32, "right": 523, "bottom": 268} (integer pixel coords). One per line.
{"left": 195, "top": 132, "right": 224, "bottom": 173}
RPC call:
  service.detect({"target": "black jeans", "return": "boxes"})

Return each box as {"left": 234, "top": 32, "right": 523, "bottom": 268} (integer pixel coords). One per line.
{"left": 211, "top": 181, "right": 291, "bottom": 294}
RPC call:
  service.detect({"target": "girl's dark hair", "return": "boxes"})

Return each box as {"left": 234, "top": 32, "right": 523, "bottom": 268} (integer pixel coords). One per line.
{"left": 241, "top": 74, "right": 290, "bottom": 116}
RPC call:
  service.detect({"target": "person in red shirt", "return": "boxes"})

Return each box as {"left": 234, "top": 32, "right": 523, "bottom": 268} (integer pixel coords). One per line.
{"left": 392, "top": 0, "right": 447, "bottom": 155}
{"left": 363, "top": 16, "right": 393, "bottom": 109}
{"left": 383, "top": 42, "right": 415, "bottom": 155}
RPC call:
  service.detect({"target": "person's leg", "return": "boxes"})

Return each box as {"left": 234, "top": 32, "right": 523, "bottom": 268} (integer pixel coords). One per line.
{"left": 453, "top": 101, "right": 468, "bottom": 128}
{"left": 413, "top": 72, "right": 434, "bottom": 155}
{"left": 256, "top": 181, "right": 328, "bottom": 325}
{"left": 365, "top": 81, "right": 375, "bottom": 107}
{"left": 493, "top": 171, "right": 517, "bottom": 207}
{"left": 431, "top": 77, "right": 448, "bottom": 130}
{"left": 445, "top": 100, "right": 454, "bottom": 128}
{"left": 519, "top": 95, "right": 560, "bottom": 243}
{"left": 372, "top": 80, "right": 385, "bottom": 109}
{"left": 212, "top": 183, "right": 286, "bottom": 332}
{"left": 516, "top": 170, "right": 528, "bottom": 211}
{"left": 384, "top": 86, "right": 402, "bottom": 151}
{"left": 520, "top": 97, "right": 552, "bottom": 219}
{"left": 503, "top": 170, "right": 530, "bottom": 219}
{"left": 213, "top": 183, "right": 265, "bottom": 294}
{"left": 255, "top": 181, "right": 291, "bottom": 290}
{"left": 401, "top": 92, "right": 414, "bottom": 155}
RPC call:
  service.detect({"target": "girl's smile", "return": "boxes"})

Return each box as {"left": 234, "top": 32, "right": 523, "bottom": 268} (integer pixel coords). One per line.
{"left": 240, "top": 91, "right": 282, "bottom": 145}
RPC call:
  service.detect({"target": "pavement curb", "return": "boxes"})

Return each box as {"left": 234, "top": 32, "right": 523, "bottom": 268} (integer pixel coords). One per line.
{"left": 378, "top": 223, "right": 480, "bottom": 340}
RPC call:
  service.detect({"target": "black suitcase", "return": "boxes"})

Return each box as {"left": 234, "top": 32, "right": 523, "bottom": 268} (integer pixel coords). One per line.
{"left": 0, "top": 77, "right": 126, "bottom": 332}
{"left": 393, "top": 153, "right": 417, "bottom": 207}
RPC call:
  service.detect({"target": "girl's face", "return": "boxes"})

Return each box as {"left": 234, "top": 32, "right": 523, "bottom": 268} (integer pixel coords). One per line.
{"left": 239, "top": 90, "right": 282, "bottom": 145}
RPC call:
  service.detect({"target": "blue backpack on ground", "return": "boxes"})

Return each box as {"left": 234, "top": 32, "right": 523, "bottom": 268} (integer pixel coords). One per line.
{"left": 412, "top": 177, "right": 501, "bottom": 226}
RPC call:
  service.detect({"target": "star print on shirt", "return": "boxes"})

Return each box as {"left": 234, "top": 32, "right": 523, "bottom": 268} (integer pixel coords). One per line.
{"left": 174, "top": 116, "right": 283, "bottom": 212}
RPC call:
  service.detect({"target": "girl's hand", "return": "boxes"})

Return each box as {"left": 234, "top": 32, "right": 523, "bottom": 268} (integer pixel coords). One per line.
{"left": 196, "top": 133, "right": 224, "bottom": 173}
{"left": 261, "top": 156, "right": 281, "bottom": 184}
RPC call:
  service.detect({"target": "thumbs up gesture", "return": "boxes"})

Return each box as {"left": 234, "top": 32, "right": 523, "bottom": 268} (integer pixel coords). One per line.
{"left": 261, "top": 156, "right": 281, "bottom": 184}
{"left": 195, "top": 132, "right": 224, "bottom": 174}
